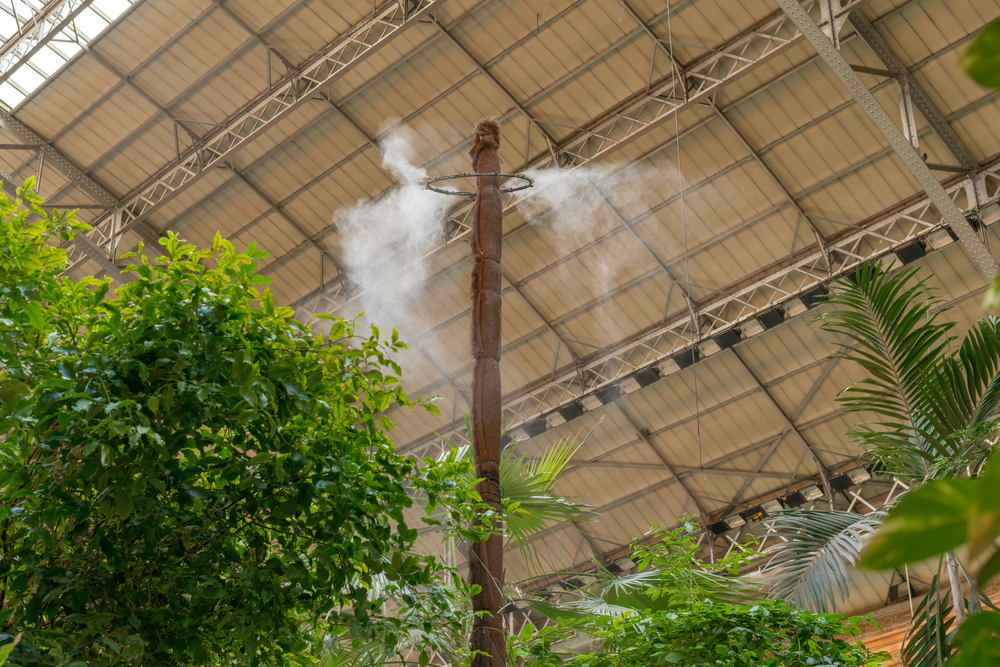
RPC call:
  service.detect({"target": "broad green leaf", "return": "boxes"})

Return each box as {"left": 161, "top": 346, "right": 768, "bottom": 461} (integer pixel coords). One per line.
{"left": 861, "top": 479, "right": 977, "bottom": 570}
{"left": 115, "top": 486, "right": 134, "bottom": 519}
{"left": 964, "top": 20, "right": 1000, "bottom": 88}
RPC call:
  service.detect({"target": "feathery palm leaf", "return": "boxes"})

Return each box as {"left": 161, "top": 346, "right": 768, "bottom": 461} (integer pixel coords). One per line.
{"left": 760, "top": 507, "right": 890, "bottom": 613}
{"left": 814, "top": 262, "right": 957, "bottom": 477}
{"left": 525, "top": 561, "right": 759, "bottom": 623}
{"left": 902, "top": 570, "right": 956, "bottom": 667}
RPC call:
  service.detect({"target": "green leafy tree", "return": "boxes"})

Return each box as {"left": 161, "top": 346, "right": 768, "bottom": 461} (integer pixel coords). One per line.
{"left": 0, "top": 181, "right": 472, "bottom": 666}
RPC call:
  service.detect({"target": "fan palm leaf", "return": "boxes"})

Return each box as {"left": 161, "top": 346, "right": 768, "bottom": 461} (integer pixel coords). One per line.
{"left": 760, "top": 507, "right": 890, "bottom": 613}
{"left": 437, "top": 414, "right": 594, "bottom": 569}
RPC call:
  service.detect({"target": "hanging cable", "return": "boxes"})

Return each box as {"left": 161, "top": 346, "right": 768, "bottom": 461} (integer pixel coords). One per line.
{"left": 664, "top": 0, "right": 703, "bottom": 469}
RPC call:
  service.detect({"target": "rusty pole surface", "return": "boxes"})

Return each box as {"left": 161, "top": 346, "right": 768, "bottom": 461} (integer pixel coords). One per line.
{"left": 468, "top": 116, "right": 506, "bottom": 667}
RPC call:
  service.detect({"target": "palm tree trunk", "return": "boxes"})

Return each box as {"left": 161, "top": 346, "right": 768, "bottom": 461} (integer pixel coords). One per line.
{"left": 946, "top": 552, "right": 967, "bottom": 626}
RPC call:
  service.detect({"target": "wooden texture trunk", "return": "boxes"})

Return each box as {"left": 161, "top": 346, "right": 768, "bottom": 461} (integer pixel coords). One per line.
{"left": 468, "top": 116, "right": 506, "bottom": 667}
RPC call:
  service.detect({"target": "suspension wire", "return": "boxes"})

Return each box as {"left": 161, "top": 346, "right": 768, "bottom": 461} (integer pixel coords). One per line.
{"left": 664, "top": 1, "right": 703, "bottom": 469}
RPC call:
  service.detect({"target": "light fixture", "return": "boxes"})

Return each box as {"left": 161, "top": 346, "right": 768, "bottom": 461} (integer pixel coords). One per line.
{"left": 783, "top": 298, "right": 808, "bottom": 317}
{"left": 741, "top": 318, "right": 765, "bottom": 338}
{"left": 596, "top": 384, "right": 621, "bottom": 405}
{"left": 761, "top": 498, "right": 783, "bottom": 515}
{"left": 674, "top": 349, "right": 700, "bottom": 368}
{"left": 847, "top": 467, "right": 871, "bottom": 485}
{"left": 799, "top": 484, "right": 824, "bottom": 501}
{"left": 980, "top": 203, "right": 1000, "bottom": 226}
{"left": 657, "top": 357, "right": 681, "bottom": 375}
{"left": 634, "top": 367, "right": 661, "bottom": 387}
{"left": 801, "top": 286, "right": 828, "bottom": 309}
{"left": 707, "top": 520, "right": 731, "bottom": 535}
{"left": 758, "top": 308, "right": 786, "bottom": 330}
{"left": 613, "top": 557, "right": 637, "bottom": 571}
{"left": 522, "top": 419, "right": 547, "bottom": 438}
{"left": 545, "top": 411, "right": 566, "bottom": 428}
{"left": 713, "top": 328, "right": 742, "bottom": 350}
{"left": 700, "top": 339, "right": 722, "bottom": 356}
{"left": 559, "top": 402, "right": 585, "bottom": 422}
{"left": 619, "top": 376, "right": 641, "bottom": 395}
{"left": 581, "top": 394, "right": 603, "bottom": 411}
{"left": 779, "top": 491, "right": 806, "bottom": 508}
{"left": 895, "top": 242, "right": 926, "bottom": 265}
{"left": 925, "top": 228, "right": 956, "bottom": 250}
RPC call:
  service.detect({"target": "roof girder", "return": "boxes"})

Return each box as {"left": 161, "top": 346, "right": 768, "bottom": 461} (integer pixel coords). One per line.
{"left": 66, "top": 0, "right": 447, "bottom": 264}
{"left": 295, "top": 0, "right": 864, "bottom": 317}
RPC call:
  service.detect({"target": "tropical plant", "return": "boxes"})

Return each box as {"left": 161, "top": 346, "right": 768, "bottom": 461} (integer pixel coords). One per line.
{"left": 0, "top": 181, "right": 477, "bottom": 666}
{"left": 761, "top": 507, "right": 890, "bottom": 613}
{"left": 858, "top": 447, "right": 1000, "bottom": 665}
{"left": 439, "top": 413, "right": 593, "bottom": 567}
{"left": 522, "top": 521, "right": 759, "bottom": 622}
{"left": 758, "top": 261, "right": 1000, "bottom": 663}
{"left": 510, "top": 523, "right": 888, "bottom": 667}
{"left": 321, "top": 416, "right": 594, "bottom": 666}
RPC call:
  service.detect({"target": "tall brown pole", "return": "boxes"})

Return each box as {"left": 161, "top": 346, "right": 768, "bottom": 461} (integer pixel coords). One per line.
{"left": 468, "top": 117, "right": 505, "bottom": 667}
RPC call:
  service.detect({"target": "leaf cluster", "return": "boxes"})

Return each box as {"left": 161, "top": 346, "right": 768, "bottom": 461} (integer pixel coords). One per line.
{"left": 0, "top": 186, "right": 465, "bottom": 666}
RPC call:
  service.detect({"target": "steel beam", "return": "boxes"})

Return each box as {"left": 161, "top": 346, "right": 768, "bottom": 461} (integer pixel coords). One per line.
{"left": 848, "top": 12, "right": 977, "bottom": 172}
{"left": 776, "top": 0, "right": 997, "bottom": 278}
{"left": 72, "top": 0, "right": 445, "bottom": 261}
{"left": 0, "top": 0, "right": 98, "bottom": 86}
{"left": 727, "top": 349, "right": 835, "bottom": 510}
{"left": 211, "top": 0, "right": 294, "bottom": 71}
{"left": 398, "top": 112, "right": 975, "bottom": 396}
{"left": 402, "top": 159, "right": 1000, "bottom": 453}
{"left": 616, "top": 402, "right": 711, "bottom": 517}
{"left": 0, "top": 104, "right": 164, "bottom": 257}
{"left": 709, "top": 101, "right": 832, "bottom": 269}
{"left": 296, "top": 0, "right": 868, "bottom": 317}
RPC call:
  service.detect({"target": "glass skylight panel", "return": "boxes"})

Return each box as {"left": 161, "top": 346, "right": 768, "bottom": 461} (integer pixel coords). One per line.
{"left": 0, "top": 0, "right": 138, "bottom": 109}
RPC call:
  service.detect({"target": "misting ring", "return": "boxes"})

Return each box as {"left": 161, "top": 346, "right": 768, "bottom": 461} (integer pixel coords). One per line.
{"left": 424, "top": 172, "right": 534, "bottom": 196}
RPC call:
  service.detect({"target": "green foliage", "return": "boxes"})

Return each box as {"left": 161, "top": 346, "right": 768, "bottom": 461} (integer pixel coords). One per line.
{"left": 439, "top": 414, "right": 592, "bottom": 567}
{"left": 759, "top": 261, "right": 1000, "bottom": 663}
{"left": 511, "top": 525, "right": 886, "bottom": 667}
{"left": 0, "top": 185, "right": 471, "bottom": 665}
{"left": 523, "top": 522, "right": 759, "bottom": 622}
{"left": 516, "top": 602, "right": 885, "bottom": 667}
{"left": 761, "top": 507, "right": 890, "bottom": 613}
{"left": 860, "top": 449, "right": 1000, "bottom": 572}
{"left": 964, "top": 20, "right": 1000, "bottom": 89}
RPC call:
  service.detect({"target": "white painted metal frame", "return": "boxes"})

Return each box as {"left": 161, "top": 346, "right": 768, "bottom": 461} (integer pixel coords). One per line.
{"left": 0, "top": 0, "right": 96, "bottom": 88}
{"left": 776, "top": 0, "right": 998, "bottom": 278}
{"left": 67, "top": 0, "right": 445, "bottom": 264}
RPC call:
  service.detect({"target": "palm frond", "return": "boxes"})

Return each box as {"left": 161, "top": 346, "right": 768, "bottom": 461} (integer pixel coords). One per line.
{"left": 814, "top": 262, "right": 959, "bottom": 477}
{"left": 502, "top": 435, "right": 592, "bottom": 553}
{"left": 760, "top": 507, "right": 890, "bottom": 612}
{"left": 902, "top": 570, "right": 956, "bottom": 667}
{"left": 436, "top": 415, "right": 594, "bottom": 572}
